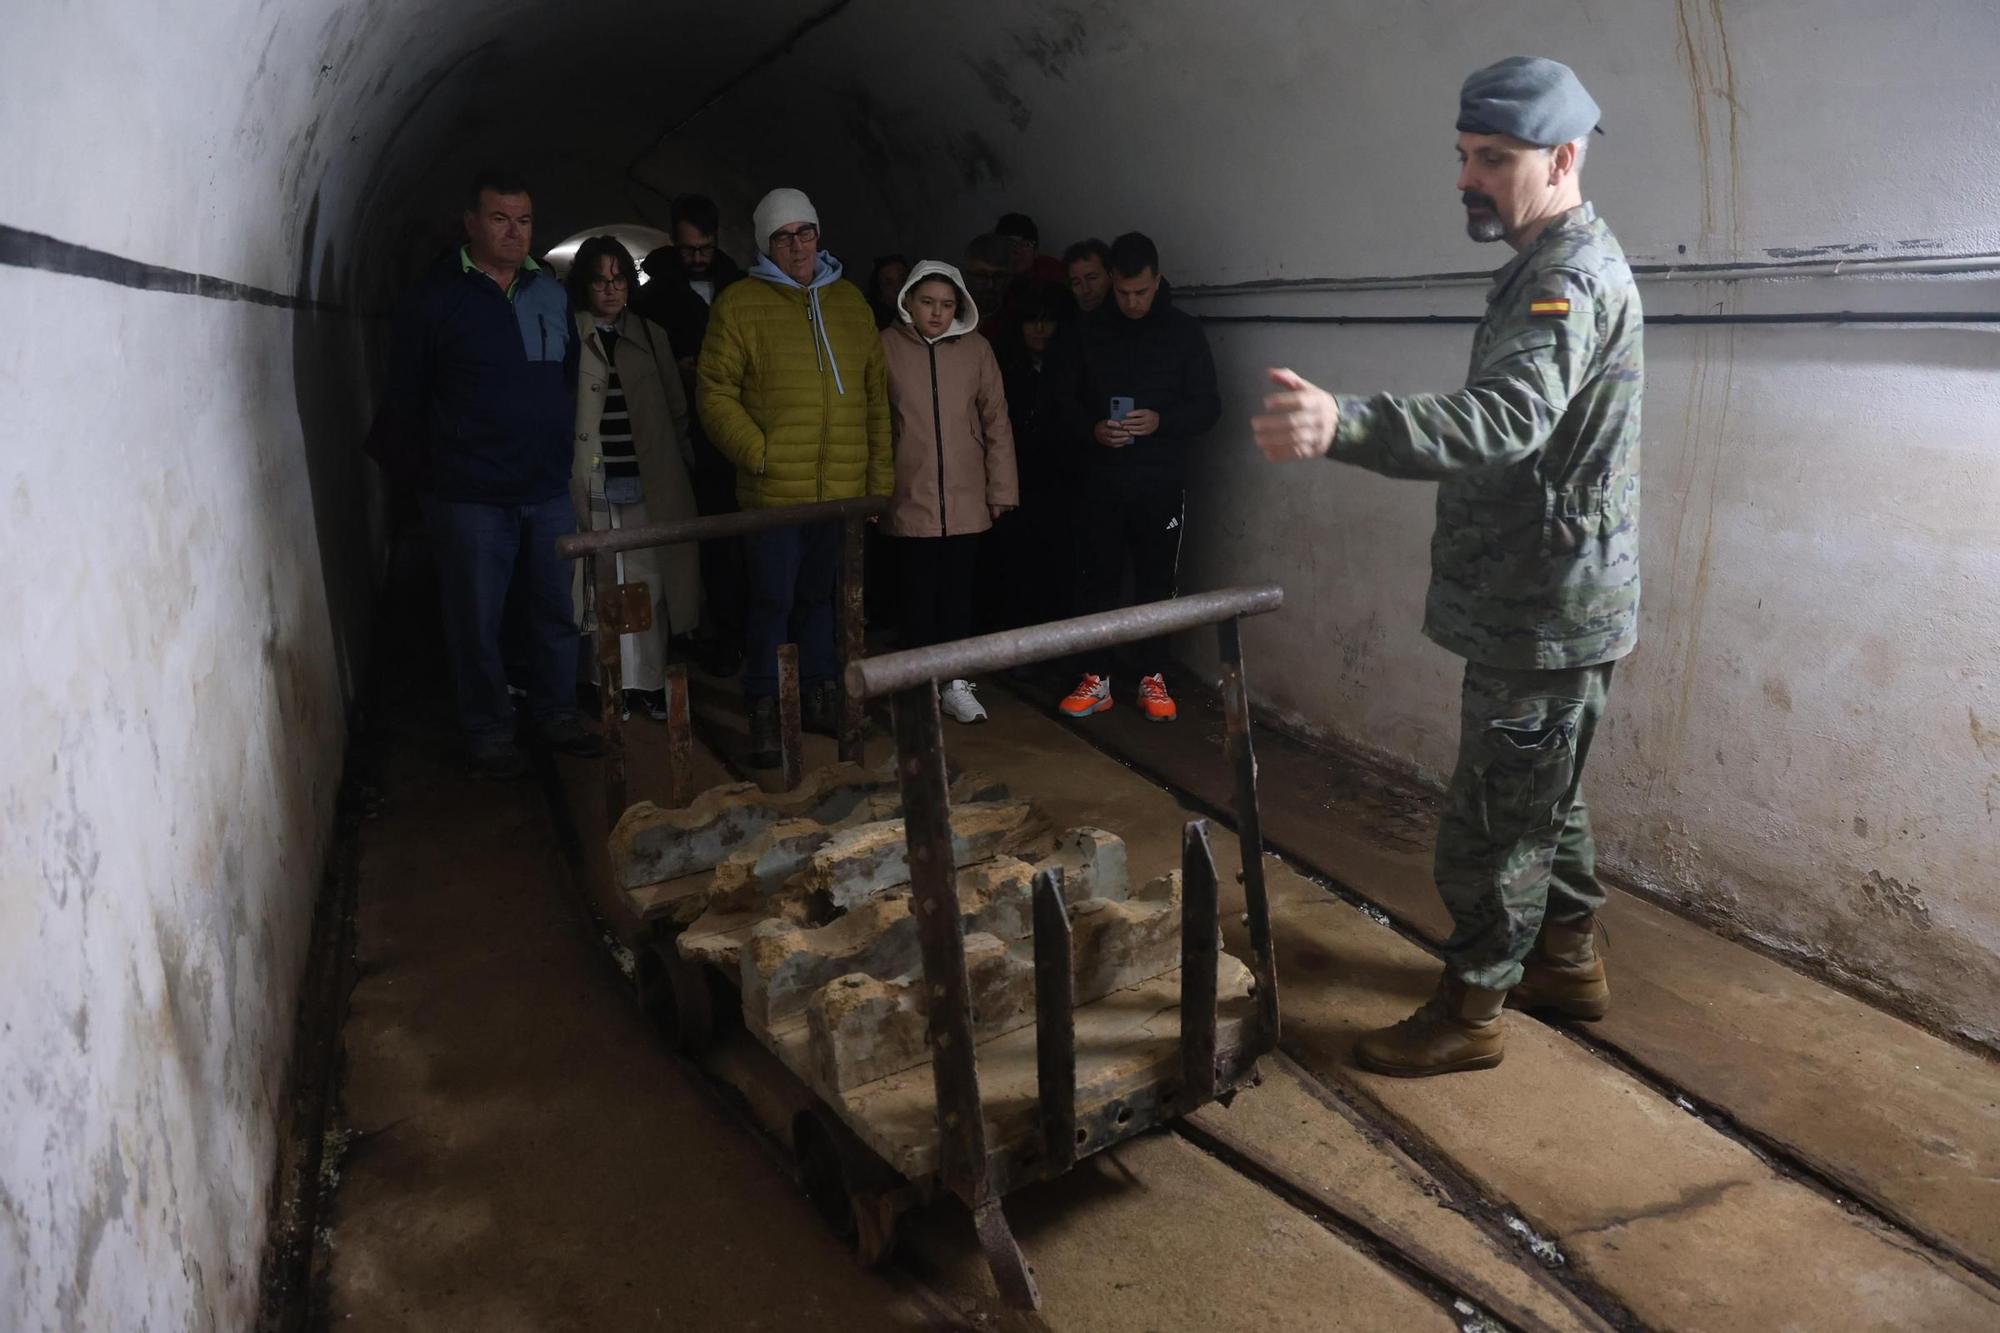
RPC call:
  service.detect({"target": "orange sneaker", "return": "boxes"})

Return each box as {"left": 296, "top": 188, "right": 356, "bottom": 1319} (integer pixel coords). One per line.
{"left": 1137, "top": 673, "right": 1178, "bottom": 722}
{"left": 1059, "top": 673, "right": 1113, "bottom": 718}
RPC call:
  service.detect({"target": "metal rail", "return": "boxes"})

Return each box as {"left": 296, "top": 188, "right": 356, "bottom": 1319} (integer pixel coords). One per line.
{"left": 846, "top": 585, "right": 1284, "bottom": 699}
{"left": 560, "top": 496, "right": 883, "bottom": 817}
{"left": 555, "top": 495, "right": 887, "bottom": 560}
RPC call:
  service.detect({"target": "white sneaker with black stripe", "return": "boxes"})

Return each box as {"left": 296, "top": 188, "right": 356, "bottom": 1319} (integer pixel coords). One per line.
{"left": 939, "top": 679, "right": 988, "bottom": 724}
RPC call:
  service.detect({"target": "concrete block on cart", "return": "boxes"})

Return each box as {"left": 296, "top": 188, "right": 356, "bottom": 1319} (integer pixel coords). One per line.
{"left": 744, "top": 898, "right": 912, "bottom": 1031}
{"left": 610, "top": 763, "right": 893, "bottom": 888}
{"left": 806, "top": 933, "right": 1035, "bottom": 1092}
{"left": 1070, "top": 880, "right": 1188, "bottom": 1003}
{"left": 743, "top": 862, "right": 1038, "bottom": 1030}
{"left": 799, "top": 800, "right": 1037, "bottom": 916}
{"left": 1049, "top": 826, "right": 1130, "bottom": 903}
{"left": 1134, "top": 870, "right": 1179, "bottom": 903}
{"left": 704, "top": 793, "right": 904, "bottom": 915}
{"left": 807, "top": 974, "right": 927, "bottom": 1093}
{"left": 949, "top": 770, "right": 1010, "bottom": 805}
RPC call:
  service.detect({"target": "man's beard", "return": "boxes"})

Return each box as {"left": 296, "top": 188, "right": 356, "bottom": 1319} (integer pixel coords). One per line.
{"left": 1463, "top": 191, "right": 1505, "bottom": 243}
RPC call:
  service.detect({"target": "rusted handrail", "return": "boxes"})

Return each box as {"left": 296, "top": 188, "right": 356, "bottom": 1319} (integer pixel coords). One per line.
{"left": 846, "top": 585, "right": 1284, "bottom": 699}
{"left": 555, "top": 494, "right": 888, "bottom": 560}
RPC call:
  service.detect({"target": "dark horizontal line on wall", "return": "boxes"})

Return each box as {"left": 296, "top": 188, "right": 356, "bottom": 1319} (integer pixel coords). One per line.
{"left": 1199, "top": 312, "right": 2000, "bottom": 328}
{"left": 1179, "top": 249, "right": 2000, "bottom": 297}
{"left": 0, "top": 223, "right": 346, "bottom": 312}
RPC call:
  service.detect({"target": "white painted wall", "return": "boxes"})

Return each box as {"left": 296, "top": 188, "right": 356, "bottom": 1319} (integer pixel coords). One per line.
{"left": 0, "top": 1, "right": 387, "bottom": 1326}
{"left": 5, "top": 0, "right": 1996, "bottom": 1326}
{"left": 826, "top": 0, "right": 2000, "bottom": 1043}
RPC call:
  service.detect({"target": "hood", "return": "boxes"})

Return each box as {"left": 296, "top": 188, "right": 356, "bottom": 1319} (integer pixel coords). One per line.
{"left": 748, "top": 249, "right": 846, "bottom": 292}
{"left": 746, "top": 249, "right": 854, "bottom": 394}
{"left": 893, "top": 259, "right": 980, "bottom": 344}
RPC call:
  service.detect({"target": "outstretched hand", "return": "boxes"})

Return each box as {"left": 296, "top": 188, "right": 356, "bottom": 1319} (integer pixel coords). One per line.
{"left": 1251, "top": 368, "right": 1340, "bottom": 461}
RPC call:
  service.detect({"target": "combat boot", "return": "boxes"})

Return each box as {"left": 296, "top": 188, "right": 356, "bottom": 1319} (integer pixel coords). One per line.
{"left": 1353, "top": 973, "right": 1507, "bottom": 1077}
{"left": 1507, "top": 915, "right": 1610, "bottom": 1021}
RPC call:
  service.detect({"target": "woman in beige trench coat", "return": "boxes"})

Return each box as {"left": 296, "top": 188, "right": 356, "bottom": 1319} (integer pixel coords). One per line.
{"left": 567, "top": 236, "right": 702, "bottom": 719}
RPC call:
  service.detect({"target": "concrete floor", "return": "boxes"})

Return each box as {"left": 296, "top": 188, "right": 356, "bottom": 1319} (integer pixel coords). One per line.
{"left": 316, "top": 644, "right": 2000, "bottom": 1331}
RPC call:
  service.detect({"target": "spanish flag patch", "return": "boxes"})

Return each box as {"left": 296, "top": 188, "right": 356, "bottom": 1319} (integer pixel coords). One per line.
{"left": 1529, "top": 298, "right": 1572, "bottom": 316}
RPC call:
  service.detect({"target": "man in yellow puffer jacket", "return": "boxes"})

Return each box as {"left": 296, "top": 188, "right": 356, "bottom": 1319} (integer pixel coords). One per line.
{"left": 698, "top": 188, "right": 891, "bottom": 767}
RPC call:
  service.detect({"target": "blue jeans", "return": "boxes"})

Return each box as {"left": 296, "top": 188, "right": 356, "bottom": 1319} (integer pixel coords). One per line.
{"left": 742, "top": 520, "right": 840, "bottom": 700}
{"left": 425, "top": 494, "right": 579, "bottom": 749}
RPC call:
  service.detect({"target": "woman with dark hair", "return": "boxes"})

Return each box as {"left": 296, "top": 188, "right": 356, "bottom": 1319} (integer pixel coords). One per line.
{"left": 867, "top": 253, "right": 911, "bottom": 330}
{"left": 984, "top": 279, "right": 1077, "bottom": 630}
{"left": 567, "top": 235, "right": 701, "bottom": 720}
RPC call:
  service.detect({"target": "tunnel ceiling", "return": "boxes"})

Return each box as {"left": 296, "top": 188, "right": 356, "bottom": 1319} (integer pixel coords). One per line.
{"left": 333, "top": 0, "right": 1126, "bottom": 306}
{"left": 20, "top": 3, "right": 1996, "bottom": 329}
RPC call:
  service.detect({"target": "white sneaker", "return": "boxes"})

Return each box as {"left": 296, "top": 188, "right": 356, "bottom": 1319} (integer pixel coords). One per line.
{"left": 939, "top": 679, "right": 988, "bottom": 724}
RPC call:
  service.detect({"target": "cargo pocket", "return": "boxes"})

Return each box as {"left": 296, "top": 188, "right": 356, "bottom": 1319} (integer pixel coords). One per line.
{"left": 1476, "top": 709, "right": 1580, "bottom": 838}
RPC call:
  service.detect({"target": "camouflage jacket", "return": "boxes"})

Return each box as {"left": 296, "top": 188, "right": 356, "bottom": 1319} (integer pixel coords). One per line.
{"left": 1331, "top": 202, "right": 1643, "bottom": 670}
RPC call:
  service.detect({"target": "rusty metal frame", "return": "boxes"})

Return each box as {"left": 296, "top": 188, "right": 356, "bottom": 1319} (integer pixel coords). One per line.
{"left": 852, "top": 585, "right": 1284, "bottom": 1311}
{"left": 556, "top": 496, "right": 887, "bottom": 820}
{"left": 1218, "top": 617, "right": 1280, "bottom": 1048}
{"left": 588, "top": 551, "right": 627, "bottom": 823}
{"left": 777, "top": 644, "right": 804, "bottom": 792}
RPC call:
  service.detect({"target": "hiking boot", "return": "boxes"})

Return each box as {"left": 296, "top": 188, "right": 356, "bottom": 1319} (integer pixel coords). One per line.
{"left": 1059, "top": 673, "right": 1112, "bottom": 718}
{"left": 1137, "top": 672, "right": 1178, "bottom": 723}
{"left": 801, "top": 679, "right": 842, "bottom": 737}
{"left": 939, "top": 679, "right": 988, "bottom": 724}
{"left": 1353, "top": 973, "right": 1508, "bottom": 1077}
{"left": 538, "top": 715, "right": 607, "bottom": 758}
{"left": 466, "top": 742, "right": 530, "bottom": 781}
{"left": 1507, "top": 915, "right": 1610, "bottom": 1021}
{"left": 748, "top": 696, "right": 782, "bottom": 769}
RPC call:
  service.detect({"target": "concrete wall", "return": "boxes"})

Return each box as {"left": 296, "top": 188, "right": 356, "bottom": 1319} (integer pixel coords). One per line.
{"left": 0, "top": 1, "right": 384, "bottom": 1326}
{"left": 4, "top": 0, "right": 1995, "bottom": 1326}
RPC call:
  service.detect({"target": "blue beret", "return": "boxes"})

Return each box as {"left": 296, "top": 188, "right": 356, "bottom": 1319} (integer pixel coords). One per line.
{"left": 1457, "top": 56, "right": 1601, "bottom": 146}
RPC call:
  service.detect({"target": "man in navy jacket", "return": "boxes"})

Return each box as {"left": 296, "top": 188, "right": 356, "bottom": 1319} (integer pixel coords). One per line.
{"left": 375, "top": 168, "right": 601, "bottom": 778}
{"left": 1050, "top": 231, "right": 1221, "bottom": 725}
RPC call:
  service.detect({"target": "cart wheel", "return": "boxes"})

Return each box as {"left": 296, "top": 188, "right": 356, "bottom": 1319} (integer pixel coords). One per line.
{"left": 793, "top": 1109, "right": 904, "bottom": 1268}
{"left": 637, "top": 937, "right": 713, "bottom": 1055}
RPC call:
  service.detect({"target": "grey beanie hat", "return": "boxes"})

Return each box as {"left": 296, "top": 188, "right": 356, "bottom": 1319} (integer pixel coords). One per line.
{"left": 1456, "top": 56, "right": 1602, "bottom": 146}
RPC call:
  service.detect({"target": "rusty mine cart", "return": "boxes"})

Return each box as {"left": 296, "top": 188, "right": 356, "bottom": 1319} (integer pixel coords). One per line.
{"left": 557, "top": 500, "right": 1285, "bottom": 1312}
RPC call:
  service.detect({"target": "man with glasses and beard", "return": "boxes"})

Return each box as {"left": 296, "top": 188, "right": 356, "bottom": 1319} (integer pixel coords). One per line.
{"left": 1251, "top": 57, "right": 1643, "bottom": 1078}
{"left": 635, "top": 194, "right": 749, "bottom": 675}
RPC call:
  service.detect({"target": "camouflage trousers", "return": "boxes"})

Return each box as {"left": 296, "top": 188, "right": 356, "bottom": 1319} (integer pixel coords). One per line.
{"left": 1435, "top": 660, "right": 1616, "bottom": 991}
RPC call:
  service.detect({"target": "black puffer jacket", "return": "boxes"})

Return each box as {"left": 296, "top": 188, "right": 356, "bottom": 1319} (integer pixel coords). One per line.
{"left": 1052, "top": 280, "right": 1220, "bottom": 485}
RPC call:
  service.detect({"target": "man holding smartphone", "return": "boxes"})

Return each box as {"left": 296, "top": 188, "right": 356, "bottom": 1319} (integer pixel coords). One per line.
{"left": 1052, "top": 231, "right": 1221, "bottom": 722}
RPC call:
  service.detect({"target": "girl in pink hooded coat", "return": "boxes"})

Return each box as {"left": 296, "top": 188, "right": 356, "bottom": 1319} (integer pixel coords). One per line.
{"left": 881, "top": 260, "right": 1019, "bottom": 722}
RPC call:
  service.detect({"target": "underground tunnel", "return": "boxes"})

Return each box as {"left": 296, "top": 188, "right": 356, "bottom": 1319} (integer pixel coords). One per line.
{"left": 4, "top": 0, "right": 2000, "bottom": 1328}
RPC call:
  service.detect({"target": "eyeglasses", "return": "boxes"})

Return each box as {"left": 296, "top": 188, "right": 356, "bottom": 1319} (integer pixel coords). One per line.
{"left": 589, "top": 275, "right": 629, "bottom": 290}
{"left": 770, "top": 224, "right": 819, "bottom": 249}
{"left": 678, "top": 243, "right": 716, "bottom": 259}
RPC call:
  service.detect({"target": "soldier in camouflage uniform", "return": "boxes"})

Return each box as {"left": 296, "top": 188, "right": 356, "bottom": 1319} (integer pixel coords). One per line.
{"left": 1251, "top": 56, "right": 1642, "bottom": 1077}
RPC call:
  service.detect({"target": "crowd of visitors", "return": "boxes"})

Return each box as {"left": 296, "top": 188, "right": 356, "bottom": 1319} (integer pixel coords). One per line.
{"left": 375, "top": 170, "right": 1219, "bottom": 774}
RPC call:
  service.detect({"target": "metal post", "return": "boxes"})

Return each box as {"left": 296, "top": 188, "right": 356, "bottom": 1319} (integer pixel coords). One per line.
{"left": 590, "top": 552, "right": 627, "bottom": 827}
{"left": 1179, "top": 821, "right": 1220, "bottom": 1108}
{"left": 665, "top": 663, "right": 693, "bottom": 809}
{"left": 1032, "top": 868, "right": 1075, "bottom": 1174}
{"left": 777, "top": 643, "right": 804, "bottom": 792}
{"left": 890, "top": 684, "right": 988, "bottom": 1201}
{"left": 838, "top": 515, "right": 867, "bottom": 764}
{"left": 890, "top": 682, "right": 1036, "bottom": 1309}
{"left": 1217, "top": 617, "right": 1279, "bottom": 1049}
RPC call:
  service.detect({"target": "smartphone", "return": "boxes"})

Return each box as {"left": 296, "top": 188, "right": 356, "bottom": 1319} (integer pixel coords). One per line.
{"left": 1109, "top": 395, "right": 1135, "bottom": 423}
